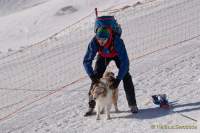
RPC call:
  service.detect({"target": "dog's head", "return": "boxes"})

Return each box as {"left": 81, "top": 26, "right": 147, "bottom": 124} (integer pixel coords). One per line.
{"left": 103, "top": 72, "right": 116, "bottom": 90}
{"left": 91, "top": 82, "right": 107, "bottom": 100}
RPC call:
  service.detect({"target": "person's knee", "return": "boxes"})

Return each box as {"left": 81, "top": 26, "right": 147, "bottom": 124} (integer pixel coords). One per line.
{"left": 123, "top": 72, "right": 132, "bottom": 81}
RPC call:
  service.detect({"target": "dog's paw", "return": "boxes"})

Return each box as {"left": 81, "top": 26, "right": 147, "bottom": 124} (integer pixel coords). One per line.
{"left": 96, "top": 116, "right": 100, "bottom": 120}
{"left": 115, "top": 109, "right": 120, "bottom": 113}
{"left": 100, "top": 109, "right": 104, "bottom": 114}
{"left": 106, "top": 116, "right": 111, "bottom": 120}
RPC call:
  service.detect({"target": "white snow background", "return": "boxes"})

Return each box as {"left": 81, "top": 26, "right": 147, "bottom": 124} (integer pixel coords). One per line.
{"left": 0, "top": 0, "right": 200, "bottom": 133}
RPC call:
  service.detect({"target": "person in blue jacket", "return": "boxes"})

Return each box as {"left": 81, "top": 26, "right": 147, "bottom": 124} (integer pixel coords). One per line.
{"left": 83, "top": 27, "right": 138, "bottom": 116}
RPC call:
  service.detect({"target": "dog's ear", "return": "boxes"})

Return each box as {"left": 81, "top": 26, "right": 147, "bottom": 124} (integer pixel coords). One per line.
{"left": 92, "top": 82, "right": 99, "bottom": 89}
{"left": 90, "top": 86, "right": 95, "bottom": 95}
{"left": 91, "top": 83, "right": 98, "bottom": 94}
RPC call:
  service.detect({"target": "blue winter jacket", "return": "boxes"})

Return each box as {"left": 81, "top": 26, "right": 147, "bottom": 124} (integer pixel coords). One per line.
{"left": 83, "top": 36, "right": 129, "bottom": 80}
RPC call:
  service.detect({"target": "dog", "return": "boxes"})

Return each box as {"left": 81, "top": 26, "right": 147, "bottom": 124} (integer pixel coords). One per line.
{"left": 91, "top": 72, "right": 119, "bottom": 120}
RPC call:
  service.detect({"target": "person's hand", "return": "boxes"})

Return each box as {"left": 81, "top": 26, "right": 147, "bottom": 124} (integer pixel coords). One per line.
{"left": 112, "top": 78, "right": 120, "bottom": 88}
{"left": 90, "top": 74, "right": 99, "bottom": 83}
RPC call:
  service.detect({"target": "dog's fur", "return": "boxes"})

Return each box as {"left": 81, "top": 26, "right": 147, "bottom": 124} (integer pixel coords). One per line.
{"left": 91, "top": 72, "right": 119, "bottom": 120}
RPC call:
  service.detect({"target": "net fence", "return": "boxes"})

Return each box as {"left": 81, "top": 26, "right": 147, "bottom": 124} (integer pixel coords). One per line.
{"left": 0, "top": 0, "right": 199, "bottom": 121}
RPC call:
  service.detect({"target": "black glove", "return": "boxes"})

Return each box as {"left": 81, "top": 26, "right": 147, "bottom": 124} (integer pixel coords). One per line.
{"left": 90, "top": 74, "right": 99, "bottom": 83}
{"left": 112, "top": 78, "right": 121, "bottom": 88}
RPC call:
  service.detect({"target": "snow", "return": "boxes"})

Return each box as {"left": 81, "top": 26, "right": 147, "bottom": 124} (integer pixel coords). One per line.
{"left": 0, "top": 0, "right": 200, "bottom": 133}
{"left": 0, "top": 0, "right": 136, "bottom": 52}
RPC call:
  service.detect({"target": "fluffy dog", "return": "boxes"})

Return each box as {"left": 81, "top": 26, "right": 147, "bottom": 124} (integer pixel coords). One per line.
{"left": 91, "top": 72, "right": 119, "bottom": 120}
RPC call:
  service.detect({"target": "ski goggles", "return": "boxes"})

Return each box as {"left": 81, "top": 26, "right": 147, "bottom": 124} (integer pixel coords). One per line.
{"left": 96, "top": 37, "right": 108, "bottom": 41}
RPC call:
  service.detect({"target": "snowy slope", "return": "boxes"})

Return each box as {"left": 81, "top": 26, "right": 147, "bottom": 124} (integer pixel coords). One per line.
{"left": 0, "top": 0, "right": 200, "bottom": 133}
{"left": 0, "top": 0, "right": 137, "bottom": 52}
{"left": 1, "top": 35, "right": 199, "bottom": 133}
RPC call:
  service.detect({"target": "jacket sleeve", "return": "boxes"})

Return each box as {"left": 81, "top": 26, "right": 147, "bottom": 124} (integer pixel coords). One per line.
{"left": 114, "top": 37, "right": 129, "bottom": 80}
{"left": 83, "top": 37, "right": 98, "bottom": 76}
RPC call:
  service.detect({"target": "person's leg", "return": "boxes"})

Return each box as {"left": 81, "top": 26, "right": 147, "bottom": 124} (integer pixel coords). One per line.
{"left": 113, "top": 57, "right": 138, "bottom": 113}
{"left": 123, "top": 72, "right": 137, "bottom": 106}
{"left": 84, "top": 55, "right": 110, "bottom": 116}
